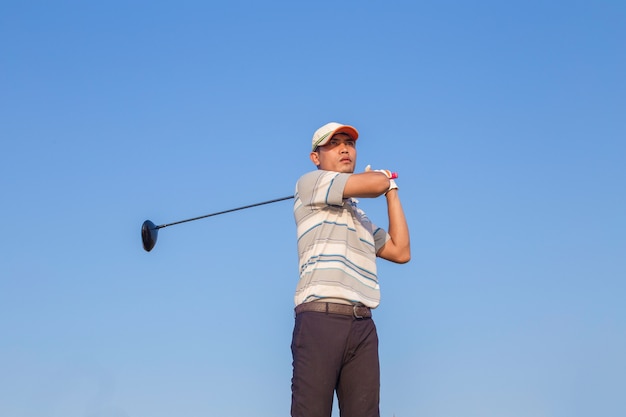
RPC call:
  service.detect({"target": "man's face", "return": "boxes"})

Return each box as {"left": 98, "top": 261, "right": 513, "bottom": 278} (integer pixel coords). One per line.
{"left": 310, "top": 133, "right": 357, "bottom": 173}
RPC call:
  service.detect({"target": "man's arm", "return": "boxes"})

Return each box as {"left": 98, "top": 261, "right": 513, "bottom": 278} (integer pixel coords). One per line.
{"left": 377, "top": 189, "right": 411, "bottom": 263}
{"left": 344, "top": 170, "right": 411, "bottom": 263}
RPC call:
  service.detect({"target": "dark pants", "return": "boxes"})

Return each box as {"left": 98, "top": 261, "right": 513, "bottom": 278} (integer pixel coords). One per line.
{"left": 291, "top": 309, "right": 380, "bottom": 417}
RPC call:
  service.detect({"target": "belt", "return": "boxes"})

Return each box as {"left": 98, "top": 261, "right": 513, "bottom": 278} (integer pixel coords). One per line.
{"left": 295, "top": 302, "right": 372, "bottom": 319}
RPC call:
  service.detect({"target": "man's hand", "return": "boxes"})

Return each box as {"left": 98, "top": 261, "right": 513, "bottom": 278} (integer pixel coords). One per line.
{"left": 365, "top": 165, "right": 398, "bottom": 194}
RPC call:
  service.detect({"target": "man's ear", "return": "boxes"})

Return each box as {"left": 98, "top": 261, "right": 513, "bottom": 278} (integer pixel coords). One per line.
{"left": 310, "top": 151, "right": 320, "bottom": 166}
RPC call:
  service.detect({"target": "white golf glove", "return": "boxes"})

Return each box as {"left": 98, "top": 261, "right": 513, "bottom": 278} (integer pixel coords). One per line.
{"left": 365, "top": 165, "right": 398, "bottom": 193}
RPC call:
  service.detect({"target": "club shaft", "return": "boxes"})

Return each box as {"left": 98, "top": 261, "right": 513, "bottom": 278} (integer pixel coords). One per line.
{"left": 155, "top": 195, "right": 294, "bottom": 229}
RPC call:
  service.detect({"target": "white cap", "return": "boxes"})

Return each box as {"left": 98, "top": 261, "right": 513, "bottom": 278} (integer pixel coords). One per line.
{"left": 311, "top": 122, "right": 359, "bottom": 151}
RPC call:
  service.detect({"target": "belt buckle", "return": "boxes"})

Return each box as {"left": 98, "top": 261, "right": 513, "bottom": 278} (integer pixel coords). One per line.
{"left": 353, "top": 304, "right": 364, "bottom": 319}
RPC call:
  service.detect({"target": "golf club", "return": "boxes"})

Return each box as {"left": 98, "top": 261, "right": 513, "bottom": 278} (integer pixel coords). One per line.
{"left": 141, "top": 195, "right": 294, "bottom": 252}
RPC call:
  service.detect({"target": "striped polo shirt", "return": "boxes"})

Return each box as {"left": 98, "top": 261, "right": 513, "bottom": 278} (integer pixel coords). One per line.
{"left": 293, "top": 170, "right": 390, "bottom": 308}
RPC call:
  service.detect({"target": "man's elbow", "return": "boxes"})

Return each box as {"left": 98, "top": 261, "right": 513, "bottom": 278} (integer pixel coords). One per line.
{"left": 386, "top": 247, "right": 411, "bottom": 264}
{"left": 396, "top": 251, "right": 411, "bottom": 264}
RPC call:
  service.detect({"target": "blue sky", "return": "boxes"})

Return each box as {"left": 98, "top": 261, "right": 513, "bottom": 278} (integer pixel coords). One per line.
{"left": 1, "top": 1, "right": 625, "bottom": 416}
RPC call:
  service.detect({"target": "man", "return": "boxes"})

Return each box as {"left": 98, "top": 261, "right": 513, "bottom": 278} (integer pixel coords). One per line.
{"left": 291, "top": 122, "right": 411, "bottom": 417}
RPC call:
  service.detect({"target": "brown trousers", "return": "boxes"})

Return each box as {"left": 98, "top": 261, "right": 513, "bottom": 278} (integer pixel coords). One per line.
{"left": 291, "top": 309, "right": 380, "bottom": 417}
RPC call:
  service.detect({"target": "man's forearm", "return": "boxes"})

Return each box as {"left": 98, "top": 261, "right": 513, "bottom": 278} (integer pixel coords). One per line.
{"left": 384, "top": 189, "right": 411, "bottom": 263}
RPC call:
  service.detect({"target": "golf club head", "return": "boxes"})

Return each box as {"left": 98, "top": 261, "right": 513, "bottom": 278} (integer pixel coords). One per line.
{"left": 141, "top": 220, "right": 158, "bottom": 252}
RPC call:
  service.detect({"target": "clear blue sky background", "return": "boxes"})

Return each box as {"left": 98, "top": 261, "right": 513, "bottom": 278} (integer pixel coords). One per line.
{"left": 2, "top": 1, "right": 625, "bottom": 416}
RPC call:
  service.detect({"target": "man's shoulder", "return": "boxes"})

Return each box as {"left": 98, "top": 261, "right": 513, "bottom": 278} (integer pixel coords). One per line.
{"left": 296, "top": 170, "right": 352, "bottom": 208}
{"left": 297, "top": 170, "right": 321, "bottom": 180}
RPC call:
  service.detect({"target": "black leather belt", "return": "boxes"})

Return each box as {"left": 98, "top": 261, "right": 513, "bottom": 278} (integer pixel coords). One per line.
{"left": 295, "top": 302, "right": 372, "bottom": 319}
